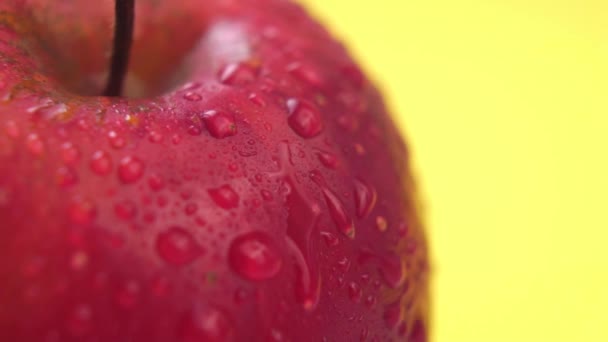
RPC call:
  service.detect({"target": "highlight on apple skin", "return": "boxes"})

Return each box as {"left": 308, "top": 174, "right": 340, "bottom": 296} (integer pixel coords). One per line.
{"left": 0, "top": 0, "right": 429, "bottom": 341}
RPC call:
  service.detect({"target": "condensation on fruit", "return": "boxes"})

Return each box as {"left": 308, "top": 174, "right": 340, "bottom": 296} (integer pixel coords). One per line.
{"left": 208, "top": 184, "right": 239, "bottom": 209}
{"left": 90, "top": 150, "right": 113, "bottom": 176}
{"left": 286, "top": 98, "right": 323, "bottom": 138}
{"left": 156, "top": 227, "right": 202, "bottom": 266}
{"left": 228, "top": 231, "right": 283, "bottom": 281}
{"left": 201, "top": 110, "right": 237, "bottom": 139}
{"left": 118, "top": 156, "right": 145, "bottom": 184}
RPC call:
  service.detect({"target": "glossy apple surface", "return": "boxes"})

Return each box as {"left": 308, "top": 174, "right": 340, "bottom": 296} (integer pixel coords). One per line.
{"left": 0, "top": 0, "right": 429, "bottom": 341}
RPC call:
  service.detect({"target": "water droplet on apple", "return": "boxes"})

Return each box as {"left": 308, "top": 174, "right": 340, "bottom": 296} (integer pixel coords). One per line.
{"left": 90, "top": 150, "right": 113, "bottom": 176}
{"left": 202, "top": 110, "right": 237, "bottom": 139}
{"left": 148, "top": 174, "right": 165, "bottom": 191}
{"left": 172, "top": 134, "right": 183, "bottom": 145}
{"left": 66, "top": 304, "right": 93, "bottom": 337}
{"left": 286, "top": 62, "right": 324, "bottom": 88}
{"left": 283, "top": 176, "right": 322, "bottom": 311}
{"left": 60, "top": 142, "right": 80, "bottom": 164}
{"left": 156, "top": 227, "right": 202, "bottom": 266}
{"left": 360, "top": 250, "right": 407, "bottom": 288}
{"left": 4, "top": 120, "right": 19, "bottom": 138}
{"left": 68, "top": 197, "right": 96, "bottom": 225}
{"left": 286, "top": 98, "right": 323, "bottom": 138}
{"left": 229, "top": 231, "right": 282, "bottom": 281}
{"left": 107, "top": 130, "right": 126, "bottom": 149}
{"left": 337, "top": 256, "right": 351, "bottom": 273}
{"left": 70, "top": 250, "right": 89, "bottom": 271}
{"left": 187, "top": 124, "right": 202, "bottom": 136}
{"left": 261, "top": 189, "right": 273, "bottom": 201}
{"left": 56, "top": 166, "right": 78, "bottom": 187}
{"left": 268, "top": 328, "right": 289, "bottom": 342}
{"left": 208, "top": 184, "right": 239, "bottom": 209}
{"left": 286, "top": 236, "right": 320, "bottom": 311}
{"left": 179, "top": 305, "right": 233, "bottom": 342}
{"left": 354, "top": 178, "right": 377, "bottom": 218}
{"left": 148, "top": 130, "right": 164, "bottom": 143}
{"left": 114, "top": 200, "right": 137, "bottom": 220}
{"left": 118, "top": 156, "right": 145, "bottom": 184}
{"left": 115, "top": 279, "right": 140, "bottom": 309}
{"left": 219, "top": 62, "right": 258, "bottom": 86}
{"left": 354, "top": 143, "right": 366, "bottom": 155}
{"left": 317, "top": 150, "right": 339, "bottom": 169}
{"left": 376, "top": 216, "right": 388, "bottom": 232}
{"left": 25, "top": 133, "right": 44, "bottom": 155}
{"left": 320, "top": 231, "right": 339, "bottom": 247}
{"left": 179, "top": 202, "right": 196, "bottom": 216}
{"left": 348, "top": 281, "right": 362, "bottom": 302}
{"left": 337, "top": 114, "right": 359, "bottom": 133}
{"left": 183, "top": 92, "right": 202, "bottom": 101}
{"left": 321, "top": 187, "right": 355, "bottom": 239}
{"left": 365, "top": 295, "right": 377, "bottom": 308}
{"left": 248, "top": 92, "right": 266, "bottom": 107}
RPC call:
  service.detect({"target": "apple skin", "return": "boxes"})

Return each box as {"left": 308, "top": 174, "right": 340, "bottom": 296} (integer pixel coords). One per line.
{"left": 0, "top": 0, "right": 429, "bottom": 341}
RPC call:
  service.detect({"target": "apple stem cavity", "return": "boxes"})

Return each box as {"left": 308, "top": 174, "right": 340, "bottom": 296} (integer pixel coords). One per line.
{"left": 104, "top": 0, "right": 135, "bottom": 97}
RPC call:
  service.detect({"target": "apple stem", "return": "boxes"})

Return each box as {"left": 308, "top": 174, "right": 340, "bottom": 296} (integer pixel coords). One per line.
{"left": 103, "top": 0, "right": 135, "bottom": 97}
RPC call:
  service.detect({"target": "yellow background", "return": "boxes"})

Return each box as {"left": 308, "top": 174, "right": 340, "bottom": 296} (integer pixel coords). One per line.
{"left": 300, "top": 1, "right": 608, "bottom": 341}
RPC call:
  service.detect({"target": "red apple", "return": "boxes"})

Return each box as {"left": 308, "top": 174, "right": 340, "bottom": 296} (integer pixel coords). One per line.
{"left": 0, "top": 0, "right": 429, "bottom": 341}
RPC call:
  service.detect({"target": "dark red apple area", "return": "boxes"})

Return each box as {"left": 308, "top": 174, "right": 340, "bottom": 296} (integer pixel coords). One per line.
{"left": 0, "top": 0, "right": 429, "bottom": 341}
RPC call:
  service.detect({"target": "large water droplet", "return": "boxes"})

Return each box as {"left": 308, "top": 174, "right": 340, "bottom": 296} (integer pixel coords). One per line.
{"left": 229, "top": 231, "right": 282, "bottom": 281}
{"left": 157, "top": 227, "right": 202, "bottom": 266}
{"left": 208, "top": 185, "right": 239, "bottom": 209}
{"left": 90, "top": 150, "right": 113, "bottom": 176}
{"left": 118, "top": 156, "right": 145, "bottom": 184}
{"left": 354, "top": 179, "right": 377, "bottom": 218}
{"left": 286, "top": 98, "right": 323, "bottom": 138}
{"left": 219, "top": 62, "right": 258, "bottom": 86}
{"left": 202, "top": 110, "right": 237, "bottom": 139}
{"left": 179, "top": 305, "right": 233, "bottom": 342}
{"left": 321, "top": 187, "right": 355, "bottom": 239}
